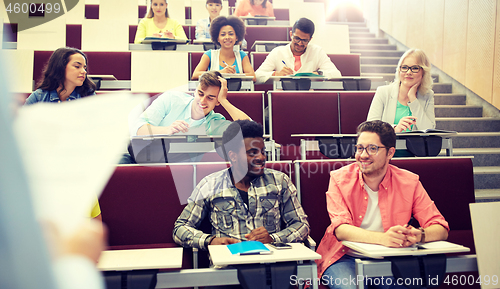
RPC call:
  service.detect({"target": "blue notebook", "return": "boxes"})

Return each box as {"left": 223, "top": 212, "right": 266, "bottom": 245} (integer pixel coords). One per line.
{"left": 227, "top": 241, "right": 272, "bottom": 255}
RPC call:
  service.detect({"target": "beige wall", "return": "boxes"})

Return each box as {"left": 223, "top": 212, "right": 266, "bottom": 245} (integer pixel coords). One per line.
{"left": 379, "top": 0, "right": 500, "bottom": 110}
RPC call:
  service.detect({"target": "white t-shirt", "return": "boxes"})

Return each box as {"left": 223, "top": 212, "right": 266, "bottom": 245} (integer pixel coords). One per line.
{"left": 360, "top": 183, "right": 384, "bottom": 232}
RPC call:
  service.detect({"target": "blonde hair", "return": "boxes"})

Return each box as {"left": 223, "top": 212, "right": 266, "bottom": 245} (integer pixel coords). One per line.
{"left": 394, "top": 48, "right": 433, "bottom": 95}
{"left": 147, "top": 0, "right": 169, "bottom": 18}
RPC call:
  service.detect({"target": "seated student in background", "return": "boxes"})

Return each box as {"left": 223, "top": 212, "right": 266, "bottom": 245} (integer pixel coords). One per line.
{"left": 192, "top": 16, "right": 255, "bottom": 81}
{"left": 23, "top": 47, "right": 101, "bottom": 221}
{"left": 133, "top": 71, "right": 250, "bottom": 136}
{"left": 367, "top": 48, "right": 435, "bottom": 133}
{"left": 25, "top": 47, "right": 96, "bottom": 105}
{"left": 255, "top": 17, "right": 341, "bottom": 84}
{"left": 173, "top": 120, "right": 309, "bottom": 249}
{"left": 316, "top": 120, "right": 449, "bottom": 289}
{"left": 134, "top": 0, "right": 188, "bottom": 44}
{"left": 195, "top": 0, "right": 223, "bottom": 40}
{"left": 233, "top": 0, "right": 274, "bottom": 17}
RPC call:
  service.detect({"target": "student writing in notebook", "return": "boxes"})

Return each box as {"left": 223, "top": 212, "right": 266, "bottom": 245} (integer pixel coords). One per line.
{"left": 134, "top": 0, "right": 188, "bottom": 44}
{"left": 173, "top": 120, "right": 309, "bottom": 248}
{"left": 316, "top": 120, "right": 449, "bottom": 289}
{"left": 255, "top": 17, "right": 341, "bottom": 84}
{"left": 192, "top": 16, "right": 255, "bottom": 81}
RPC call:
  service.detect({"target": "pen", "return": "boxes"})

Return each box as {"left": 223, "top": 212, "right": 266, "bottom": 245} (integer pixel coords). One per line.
{"left": 222, "top": 60, "right": 228, "bottom": 67}
{"left": 281, "top": 60, "right": 287, "bottom": 67}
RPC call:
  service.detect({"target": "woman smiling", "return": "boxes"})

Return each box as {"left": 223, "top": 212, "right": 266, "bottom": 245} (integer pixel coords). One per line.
{"left": 192, "top": 16, "right": 256, "bottom": 81}
{"left": 367, "top": 48, "right": 435, "bottom": 132}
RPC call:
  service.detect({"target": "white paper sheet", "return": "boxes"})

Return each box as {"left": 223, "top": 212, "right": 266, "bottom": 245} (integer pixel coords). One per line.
{"left": 14, "top": 93, "right": 146, "bottom": 236}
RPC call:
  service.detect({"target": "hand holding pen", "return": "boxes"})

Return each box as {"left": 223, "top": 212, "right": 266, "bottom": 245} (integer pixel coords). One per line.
{"left": 274, "top": 60, "right": 294, "bottom": 76}
{"left": 221, "top": 60, "right": 236, "bottom": 74}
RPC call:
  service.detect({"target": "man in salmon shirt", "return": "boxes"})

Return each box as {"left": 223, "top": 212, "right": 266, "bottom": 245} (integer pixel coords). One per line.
{"left": 316, "top": 120, "right": 449, "bottom": 289}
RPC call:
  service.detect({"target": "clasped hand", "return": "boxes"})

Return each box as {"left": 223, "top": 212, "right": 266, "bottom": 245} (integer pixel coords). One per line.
{"left": 382, "top": 225, "right": 421, "bottom": 248}
{"left": 209, "top": 226, "right": 273, "bottom": 245}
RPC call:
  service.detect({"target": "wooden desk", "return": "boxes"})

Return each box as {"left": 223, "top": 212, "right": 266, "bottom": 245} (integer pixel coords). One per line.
{"left": 98, "top": 248, "right": 183, "bottom": 271}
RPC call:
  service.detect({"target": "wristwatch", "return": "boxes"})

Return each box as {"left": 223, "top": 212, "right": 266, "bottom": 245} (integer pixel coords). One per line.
{"left": 419, "top": 227, "right": 426, "bottom": 244}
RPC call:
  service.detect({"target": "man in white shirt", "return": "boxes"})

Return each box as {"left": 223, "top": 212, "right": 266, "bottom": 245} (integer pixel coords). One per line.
{"left": 255, "top": 17, "right": 342, "bottom": 84}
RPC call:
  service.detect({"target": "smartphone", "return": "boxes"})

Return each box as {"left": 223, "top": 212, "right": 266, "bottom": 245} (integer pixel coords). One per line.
{"left": 269, "top": 242, "right": 292, "bottom": 250}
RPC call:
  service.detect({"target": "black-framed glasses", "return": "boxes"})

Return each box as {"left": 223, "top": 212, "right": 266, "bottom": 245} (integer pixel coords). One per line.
{"left": 355, "top": 144, "right": 387, "bottom": 155}
{"left": 292, "top": 35, "right": 310, "bottom": 44}
{"left": 400, "top": 65, "right": 421, "bottom": 73}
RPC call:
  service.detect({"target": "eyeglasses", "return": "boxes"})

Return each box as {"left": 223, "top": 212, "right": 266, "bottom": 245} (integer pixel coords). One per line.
{"left": 292, "top": 35, "right": 310, "bottom": 44}
{"left": 355, "top": 144, "right": 387, "bottom": 155}
{"left": 400, "top": 65, "right": 421, "bottom": 73}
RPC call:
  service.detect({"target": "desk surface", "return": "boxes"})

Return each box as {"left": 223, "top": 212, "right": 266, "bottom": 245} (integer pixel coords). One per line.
{"left": 292, "top": 132, "right": 458, "bottom": 137}
{"left": 209, "top": 243, "right": 321, "bottom": 266}
{"left": 270, "top": 76, "right": 384, "bottom": 81}
{"left": 97, "top": 247, "right": 183, "bottom": 271}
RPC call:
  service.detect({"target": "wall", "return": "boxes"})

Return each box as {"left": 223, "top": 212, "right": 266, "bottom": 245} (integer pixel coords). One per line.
{"left": 373, "top": 0, "right": 500, "bottom": 110}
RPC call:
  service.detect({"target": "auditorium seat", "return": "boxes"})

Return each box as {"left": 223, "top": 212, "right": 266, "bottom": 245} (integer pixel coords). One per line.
{"left": 269, "top": 91, "right": 339, "bottom": 160}
{"left": 338, "top": 91, "right": 375, "bottom": 133}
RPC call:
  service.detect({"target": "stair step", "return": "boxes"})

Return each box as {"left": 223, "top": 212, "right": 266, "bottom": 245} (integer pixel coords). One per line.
{"left": 434, "top": 94, "right": 466, "bottom": 105}
{"left": 360, "top": 56, "right": 399, "bottom": 65}
{"left": 329, "top": 21, "right": 367, "bottom": 27}
{"left": 432, "top": 83, "right": 452, "bottom": 93}
{"left": 351, "top": 49, "right": 405, "bottom": 57}
{"left": 349, "top": 27, "right": 370, "bottom": 33}
{"left": 473, "top": 166, "right": 500, "bottom": 190}
{"left": 436, "top": 117, "right": 500, "bottom": 132}
{"left": 453, "top": 132, "right": 500, "bottom": 148}
{"left": 351, "top": 44, "right": 397, "bottom": 51}
{"left": 350, "top": 38, "right": 389, "bottom": 45}
{"left": 452, "top": 148, "right": 500, "bottom": 166}
{"left": 435, "top": 105, "right": 483, "bottom": 117}
{"left": 349, "top": 32, "right": 376, "bottom": 38}
{"left": 475, "top": 189, "right": 500, "bottom": 201}
{"left": 361, "top": 64, "right": 397, "bottom": 73}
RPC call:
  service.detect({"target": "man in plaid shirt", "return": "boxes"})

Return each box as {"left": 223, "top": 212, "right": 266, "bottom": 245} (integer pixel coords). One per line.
{"left": 173, "top": 120, "right": 309, "bottom": 249}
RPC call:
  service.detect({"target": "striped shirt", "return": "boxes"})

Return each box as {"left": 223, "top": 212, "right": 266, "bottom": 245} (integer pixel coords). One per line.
{"left": 173, "top": 168, "right": 310, "bottom": 249}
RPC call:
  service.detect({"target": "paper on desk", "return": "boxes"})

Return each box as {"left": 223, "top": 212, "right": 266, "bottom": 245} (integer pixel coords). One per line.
{"left": 342, "top": 241, "right": 417, "bottom": 258}
{"left": 14, "top": 93, "right": 146, "bottom": 236}
{"left": 419, "top": 241, "right": 466, "bottom": 249}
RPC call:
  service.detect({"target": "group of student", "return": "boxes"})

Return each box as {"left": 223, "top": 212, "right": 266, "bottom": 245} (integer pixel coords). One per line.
{"left": 170, "top": 118, "right": 448, "bottom": 289}
{"left": 19, "top": 1, "right": 442, "bottom": 288}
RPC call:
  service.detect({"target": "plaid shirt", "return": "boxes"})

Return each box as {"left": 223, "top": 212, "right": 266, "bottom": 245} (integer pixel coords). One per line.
{"left": 173, "top": 168, "right": 310, "bottom": 249}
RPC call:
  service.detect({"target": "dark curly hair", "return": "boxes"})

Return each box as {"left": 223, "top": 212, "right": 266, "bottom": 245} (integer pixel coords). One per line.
{"left": 210, "top": 15, "right": 246, "bottom": 46}
{"left": 250, "top": 0, "right": 268, "bottom": 8}
{"left": 221, "top": 120, "right": 264, "bottom": 159}
{"left": 37, "top": 47, "right": 96, "bottom": 97}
